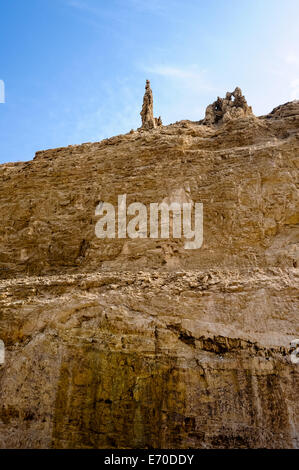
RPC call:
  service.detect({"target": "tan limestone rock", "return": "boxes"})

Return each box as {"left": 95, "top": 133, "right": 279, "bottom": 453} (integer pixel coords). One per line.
{"left": 203, "top": 87, "right": 253, "bottom": 125}
{"left": 0, "top": 99, "right": 298, "bottom": 449}
{"left": 140, "top": 80, "right": 162, "bottom": 130}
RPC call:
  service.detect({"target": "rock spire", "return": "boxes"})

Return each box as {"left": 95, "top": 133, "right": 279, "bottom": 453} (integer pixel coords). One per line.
{"left": 140, "top": 80, "right": 162, "bottom": 130}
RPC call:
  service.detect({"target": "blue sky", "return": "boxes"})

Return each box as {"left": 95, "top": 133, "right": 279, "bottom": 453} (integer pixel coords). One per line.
{"left": 0, "top": 0, "right": 298, "bottom": 163}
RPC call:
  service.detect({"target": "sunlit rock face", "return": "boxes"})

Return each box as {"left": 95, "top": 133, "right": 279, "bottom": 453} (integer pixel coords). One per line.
{"left": 203, "top": 87, "right": 254, "bottom": 125}
{"left": 139, "top": 79, "right": 162, "bottom": 130}
{"left": 0, "top": 100, "right": 298, "bottom": 449}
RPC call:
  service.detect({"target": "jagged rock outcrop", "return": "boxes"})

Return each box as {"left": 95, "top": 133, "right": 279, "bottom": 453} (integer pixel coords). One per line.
{"left": 0, "top": 100, "right": 298, "bottom": 449}
{"left": 203, "top": 87, "right": 253, "bottom": 125}
{"left": 140, "top": 80, "right": 162, "bottom": 130}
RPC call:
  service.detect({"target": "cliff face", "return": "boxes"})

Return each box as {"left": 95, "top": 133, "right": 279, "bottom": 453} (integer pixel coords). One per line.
{"left": 0, "top": 102, "right": 298, "bottom": 276}
{"left": 0, "top": 100, "right": 298, "bottom": 448}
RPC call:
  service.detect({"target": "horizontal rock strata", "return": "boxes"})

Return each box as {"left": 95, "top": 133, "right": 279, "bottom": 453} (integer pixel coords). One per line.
{"left": 0, "top": 100, "right": 298, "bottom": 448}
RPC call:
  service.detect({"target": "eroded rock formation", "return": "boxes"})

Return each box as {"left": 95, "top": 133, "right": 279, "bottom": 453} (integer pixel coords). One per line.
{"left": 0, "top": 99, "right": 298, "bottom": 449}
{"left": 203, "top": 87, "right": 253, "bottom": 125}
{"left": 140, "top": 79, "right": 162, "bottom": 130}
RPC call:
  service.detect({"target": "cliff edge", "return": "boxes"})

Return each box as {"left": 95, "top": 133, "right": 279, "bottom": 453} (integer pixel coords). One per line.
{"left": 0, "top": 96, "right": 298, "bottom": 448}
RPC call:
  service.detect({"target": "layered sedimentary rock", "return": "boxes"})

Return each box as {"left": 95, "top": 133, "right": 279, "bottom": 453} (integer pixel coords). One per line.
{"left": 0, "top": 98, "right": 298, "bottom": 448}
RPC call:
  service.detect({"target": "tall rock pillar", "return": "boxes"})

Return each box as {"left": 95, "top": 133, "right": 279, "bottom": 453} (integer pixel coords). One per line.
{"left": 140, "top": 80, "right": 162, "bottom": 130}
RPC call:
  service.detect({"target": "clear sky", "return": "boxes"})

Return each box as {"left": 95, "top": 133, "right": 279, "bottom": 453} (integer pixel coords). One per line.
{"left": 0, "top": 0, "right": 298, "bottom": 163}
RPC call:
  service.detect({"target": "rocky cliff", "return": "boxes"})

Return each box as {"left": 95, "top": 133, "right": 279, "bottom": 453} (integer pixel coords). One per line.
{"left": 0, "top": 97, "right": 298, "bottom": 448}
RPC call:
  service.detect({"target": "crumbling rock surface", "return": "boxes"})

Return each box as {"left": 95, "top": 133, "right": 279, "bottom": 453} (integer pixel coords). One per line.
{"left": 203, "top": 87, "right": 253, "bottom": 125}
{"left": 267, "top": 100, "right": 299, "bottom": 119}
{"left": 0, "top": 100, "right": 298, "bottom": 448}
